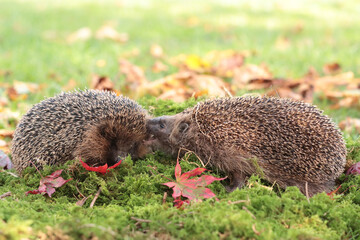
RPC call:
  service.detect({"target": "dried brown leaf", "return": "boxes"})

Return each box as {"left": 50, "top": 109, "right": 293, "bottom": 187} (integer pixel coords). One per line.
{"left": 91, "top": 75, "right": 114, "bottom": 91}
{"left": 66, "top": 27, "right": 92, "bottom": 43}
{"left": 119, "top": 59, "right": 148, "bottom": 97}
{"left": 152, "top": 60, "right": 168, "bottom": 73}
{"left": 323, "top": 62, "right": 341, "bottom": 75}
{"left": 339, "top": 117, "right": 360, "bottom": 134}
{"left": 0, "top": 129, "right": 14, "bottom": 138}
{"left": 187, "top": 74, "right": 232, "bottom": 98}
{"left": 213, "top": 53, "right": 244, "bottom": 77}
{"left": 233, "top": 64, "right": 273, "bottom": 88}
{"left": 275, "top": 36, "right": 291, "bottom": 50}
{"left": 246, "top": 78, "right": 286, "bottom": 90}
{"left": 95, "top": 25, "right": 128, "bottom": 42}
{"left": 314, "top": 72, "right": 355, "bottom": 92}
{"left": 62, "top": 79, "right": 77, "bottom": 91}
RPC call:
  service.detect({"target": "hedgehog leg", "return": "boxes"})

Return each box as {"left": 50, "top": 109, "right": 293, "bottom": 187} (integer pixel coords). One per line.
{"left": 225, "top": 171, "right": 247, "bottom": 192}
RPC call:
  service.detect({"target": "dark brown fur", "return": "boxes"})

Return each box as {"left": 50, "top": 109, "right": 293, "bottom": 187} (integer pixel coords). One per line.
{"left": 11, "top": 90, "right": 149, "bottom": 174}
{"left": 147, "top": 96, "right": 347, "bottom": 196}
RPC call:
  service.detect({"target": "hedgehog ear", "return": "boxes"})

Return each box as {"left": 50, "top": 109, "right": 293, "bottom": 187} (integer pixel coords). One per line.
{"left": 179, "top": 122, "right": 189, "bottom": 133}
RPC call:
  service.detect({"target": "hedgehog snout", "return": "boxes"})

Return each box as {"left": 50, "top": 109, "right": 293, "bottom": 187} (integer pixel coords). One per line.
{"left": 146, "top": 117, "right": 171, "bottom": 139}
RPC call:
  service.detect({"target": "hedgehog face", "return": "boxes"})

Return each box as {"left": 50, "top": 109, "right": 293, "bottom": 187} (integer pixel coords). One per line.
{"left": 146, "top": 115, "right": 176, "bottom": 153}
{"left": 147, "top": 116, "right": 176, "bottom": 140}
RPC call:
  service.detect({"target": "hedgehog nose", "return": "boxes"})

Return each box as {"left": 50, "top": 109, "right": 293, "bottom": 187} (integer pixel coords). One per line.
{"left": 146, "top": 117, "right": 162, "bottom": 132}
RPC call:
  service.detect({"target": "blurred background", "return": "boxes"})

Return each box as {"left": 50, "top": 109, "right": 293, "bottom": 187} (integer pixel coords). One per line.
{"left": 1, "top": 0, "right": 360, "bottom": 151}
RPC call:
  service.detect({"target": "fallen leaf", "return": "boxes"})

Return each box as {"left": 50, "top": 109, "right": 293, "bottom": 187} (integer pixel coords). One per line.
{"left": 26, "top": 170, "right": 72, "bottom": 197}
{"left": 95, "top": 25, "right": 128, "bottom": 42}
{"left": 163, "top": 157, "right": 226, "bottom": 207}
{"left": 91, "top": 75, "right": 114, "bottom": 91}
{"left": 314, "top": 72, "right": 355, "bottom": 92}
{"left": 0, "top": 150, "right": 12, "bottom": 170}
{"left": 346, "top": 162, "right": 360, "bottom": 175}
{"left": 275, "top": 36, "right": 291, "bottom": 50}
{"left": 62, "top": 78, "right": 78, "bottom": 91}
{"left": 339, "top": 117, "right": 360, "bottom": 133}
{"left": 213, "top": 53, "right": 245, "bottom": 77}
{"left": 79, "top": 158, "right": 122, "bottom": 175}
{"left": 150, "top": 44, "right": 164, "bottom": 58}
{"left": 233, "top": 64, "right": 273, "bottom": 88}
{"left": 152, "top": 60, "right": 168, "bottom": 73}
{"left": 246, "top": 78, "right": 286, "bottom": 90}
{"left": 119, "top": 59, "right": 148, "bottom": 96}
{"left": 323, "top": 62, "right": 341, "bottom": 75}
{"left": 303, "top": 67, "right": 319, "bottom": 82}
{"left": 7, "top": 87, "right": 27, "bottom": 101}
{"left": 187, "top": 74, "right": 232, "bottom": 98}
{"left": 183, "top": 55, "right": 211, "bottom": 73}
{"left": 0, "top": 129, "right": 14, "bottom": 138}
{"left": 67, "top": 27, "right": 92, "bottom": 43}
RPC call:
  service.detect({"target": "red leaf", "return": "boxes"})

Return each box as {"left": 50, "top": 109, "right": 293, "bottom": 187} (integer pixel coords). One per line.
{"left": 198, "top": 187, "right": 216, "bottom": 199}
{"left": 0, "top": 150, "right": 12, "bottom": 170}
{"left": 179, "top": 167, "right": 207, "bottom": 181}
{"left": 108, "top": 159, "right": 123, "bottom": 169}
{"left": 25, "top": 170, "right": 72, "bottom": 197}
{"left": 79, "top": 158, "right": 122, "bottom": 175}
{"left": 47, "top": 169, "right": 64, "bottom": 178}
{"left": 174, "top": 198, "right": 190, "bottom": 209}
{"left": 80, "top": 159, "right": 108, "bottom": 174}
{"left": 163, "top": 158, "right": 226, "bottom": 206}
{"left": 174, "top": 158, "right": 182, "bottom": 179}
{"left": 25, "top": 190, "right": 40, "bottom": 195}
{"left": 346, "top": 162, "right": 360, "bottom": 175}
{"left": 327, "top": 185, "right": 342, "bottom": 200}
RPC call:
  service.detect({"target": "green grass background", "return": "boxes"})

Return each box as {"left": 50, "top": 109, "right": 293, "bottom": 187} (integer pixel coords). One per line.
{"left": 1, "top": 0, "right": 360, "bottom": 239}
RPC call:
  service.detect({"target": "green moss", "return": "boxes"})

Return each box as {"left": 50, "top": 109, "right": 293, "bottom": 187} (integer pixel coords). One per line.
{"left": 1, "top": 150, "right": 360, "bottom": 239}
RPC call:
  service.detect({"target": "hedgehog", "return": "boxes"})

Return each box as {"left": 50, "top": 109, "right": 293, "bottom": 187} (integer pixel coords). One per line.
{"left": 11, "top": 90, "right": 149, "bottom": 174}
{"left": 146, "top": 96, "right": 347, "bottom": 196}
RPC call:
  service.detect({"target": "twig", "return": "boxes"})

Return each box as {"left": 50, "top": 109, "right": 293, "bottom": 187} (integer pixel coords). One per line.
{"left": 162, "top": 192, "right": 167, "bottom": 205}
{"left": 0, "top": 169, "right": 18, "bottom": 178}
{"left": 131, "top": 217, "right": 152, "bottom": 223}
{"left": 75, "top": 182, "right": 85, "bottom": 198}
{"left": 76, "top": 195, "right": 92, "bottom": 207}
{"left": 223, "top": 86, "right": 233, "bottom": 98}
{"left": 178, "top": 147, "right": 207, "bottom": 167}
{"left": 29, "top": 160, "right": 43, "bottom": 178}
{"left": 252, "top": 224, "right": 261, "bottom": 235}
{"left": 0, "top": 191, "right": 11, "bottom": 199}
{"left": 242, "top": 206, "right": 256, "bottom": 219}
{"left": 228, "top": 199, "right": 250, "bottom": 205}
{"left": 90, "top": 187, "right": 101, "bottom": 208}
{"left": 305, "top": 182, "right": 310, "bottom": 203}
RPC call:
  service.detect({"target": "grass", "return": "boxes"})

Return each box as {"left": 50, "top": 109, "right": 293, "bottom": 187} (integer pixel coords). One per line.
{"left": 1, "top": 0, "right": 360, "bottom": 239}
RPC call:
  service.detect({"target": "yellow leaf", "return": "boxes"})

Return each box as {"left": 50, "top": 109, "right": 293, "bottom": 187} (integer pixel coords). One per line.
{"left": 185, "top": 55, "right": 210, "bottom": 71}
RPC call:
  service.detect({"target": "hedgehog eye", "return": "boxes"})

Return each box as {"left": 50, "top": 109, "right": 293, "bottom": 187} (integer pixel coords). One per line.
{"left": 159, "top": 123, "right": 165, "bottom": 129}
{"left": 179, "top": 122, "right": 189, "bottom": 133}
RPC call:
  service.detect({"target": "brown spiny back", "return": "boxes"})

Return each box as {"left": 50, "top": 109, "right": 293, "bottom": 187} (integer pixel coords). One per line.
{"left": 11, "top": 90, "right": 148, "bottom": 174}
